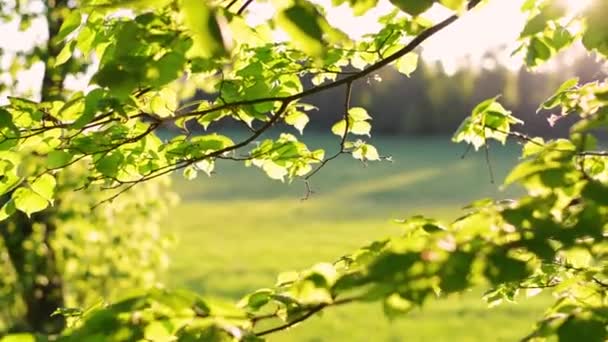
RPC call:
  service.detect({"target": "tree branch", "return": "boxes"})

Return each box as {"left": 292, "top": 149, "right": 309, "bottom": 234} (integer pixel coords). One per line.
{"left": 163, "top": 1, "right": 481, "bottom": 124}
{"left": 237, "top": 0, "right": 254, "bottom": 15}
{"left": 254, "top": 297, "right": 356, "bottom": 337}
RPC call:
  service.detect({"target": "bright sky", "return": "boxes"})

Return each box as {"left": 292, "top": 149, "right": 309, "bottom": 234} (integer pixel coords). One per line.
{"left": 0, "top": 0, "right": 593, "bottom": 101}
{"left": 249, "top": 0, "right": 591, "bottom": 73}
{"left": 248, "top": 0, "right": 529, "bottom": 73}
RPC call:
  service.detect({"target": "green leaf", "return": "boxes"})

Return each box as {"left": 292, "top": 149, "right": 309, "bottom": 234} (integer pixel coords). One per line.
{"left": 472, "top": 96, "right": 501, "bottom": 117}
{"left": 484, "top": 251, "right": 530, "bottom": 284}
{"left": 539, "top": 78, "right": 578, "bottom": 111}
{"left": 262, "top": 161, "right": 288, "bottom": 181}
{"left": 191, "top": 134, "right": 234, "bottom": 152}
{"left": 12, "top": 187, "right": 49, "bottom": 217}
{"left": 56, "top": 10, "right": 82, "bottom": 41}
{"left": 47, "top": 150, "right": 74, "bottom": 169}
{"left": 183, "top": 165, "right": 198, "bottom": 180}
{"left": 96, "top": 152, "right": 123, "bottom": 177}
{"left": 383, "top": 293, "right": 413, "bottom": 319}
{"left": 525, "top": 37, "right": 552, "bottom": 67}
{"left": 276, "top": 2, "right": 325, "bottom": 57}
{"left": 76, "top": 26, "right": 96, "bottom": 54}
{"left": 439, "top": 251, "right": 474, "bottom": 292}
{"left": 151, "top": 52, "right": 187, "bottom": 87}
{"left": 72, "top": 88, "right": 105, "bottom": 129}
{"left": 395, "top": 53, "right": 418, "bottom": 77}
{"left": 351, "top": 121, "right": 371, "bottom": 136}
{"left": 439, "top": 0, "right": 465, "bottom": 11}
{"left": 344, "top": 0, "right": 379, "bottom": 16}
{"left": 239, "top": 289, "right": 273, "bottom": 311}
{"left": 285, "top": 111, "right": 309, "bottom": 134}
{"left": 521, "top": 138, "right": 545, "bottom": 157}
{"left": 0, "top": 108, "right": 19, "bottom": 136}
{"left": 581, "top": 1, "right": 608, "bottom": 57}
{"left": 54, "top": 41, "right": 75, "bottom": 67}
{"left": 557, "top": 315, "right": 606, "bottom": 342}
{"left": 0, "top": 200, "right": 16, "bottom": 222}
{"left": 582, "top": 181, "right": 608, "bottom": 206}
{"left": 180, "top": 0, "right": 226, "bottom": 58}
{"left": 195, "top": 159, "right": 215, "bottom": 177}
{"left": 31, "top": 174, "right": 57, "bottom": 202}
{"left": 353, "top": 143, "right": 380, "bottom": 161}
{"left": 331, "top": 119, "right": 347, "bottom": 137}
{"left": 348, "top": 107, "right": 372, "bottom": 121}
{"left": 0, "top": 334, "right": 39, "bottom": 342}
{"left": 276, "top": 271, "right": 299, "bottom": 286}
{"left": 144, "top": 320, "right": 173, "bottom": 341}
{"left": 150, "top": 88, "right": 178, "bottom": 118}
{"left": 389, "top": 0, "right": 434, "bottom": 16}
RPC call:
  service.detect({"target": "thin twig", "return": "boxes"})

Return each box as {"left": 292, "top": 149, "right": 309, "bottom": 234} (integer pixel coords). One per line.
{"left": 254, "top": 297, "right": 356, "bottom": 337}
{"left": 237, "top": 0, "right": 254, "bottom": 15}
{"left": 484, "top": 143, "right": 495, "bottom": 184}
{"left": 225, "top": 0, "right": 239, "bottom": 10}
{"left": 302, "top": 81, "right": 354, "bottom": 199}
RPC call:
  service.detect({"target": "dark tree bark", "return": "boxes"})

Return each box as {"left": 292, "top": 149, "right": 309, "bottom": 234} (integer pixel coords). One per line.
{"left": 0, "top": 0, "right": 70, "bottom": 334}
{"left": 0, "top": 207, "right": 65, "bottom": 334}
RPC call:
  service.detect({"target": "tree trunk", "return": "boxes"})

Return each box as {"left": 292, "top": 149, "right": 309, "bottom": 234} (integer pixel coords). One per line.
{"left": 0, "top": 207, "right": 65, "bottom": 334}
{"left": 0, "top": 0, "right": 69, "bottom": 334}
{"left": 42, "top": 0, "right": 70, "bottom": 101}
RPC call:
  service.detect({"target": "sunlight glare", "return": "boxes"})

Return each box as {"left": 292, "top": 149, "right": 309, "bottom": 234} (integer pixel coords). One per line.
{"left": 560, "top": 0, "right": 593, "bottom": 15}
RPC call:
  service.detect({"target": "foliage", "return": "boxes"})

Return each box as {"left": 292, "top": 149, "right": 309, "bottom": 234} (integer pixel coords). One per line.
{"left": 0, "top": 0, "right": 176, "bottom": 335}
{"left": 0, "top": 0, "right": 607, "bottom": 341}
{"left": 0, "top": 164, "right": 176, "bottom": 333}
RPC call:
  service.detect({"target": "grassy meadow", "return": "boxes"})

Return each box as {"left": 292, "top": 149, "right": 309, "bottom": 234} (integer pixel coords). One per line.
{"left": 163, "top": 134, "right": 551, "bottom": 341}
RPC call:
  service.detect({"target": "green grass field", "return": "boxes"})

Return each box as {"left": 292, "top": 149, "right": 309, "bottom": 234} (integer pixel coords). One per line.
{"left": 163, "top": 135, "right": 550, "bottom": 341}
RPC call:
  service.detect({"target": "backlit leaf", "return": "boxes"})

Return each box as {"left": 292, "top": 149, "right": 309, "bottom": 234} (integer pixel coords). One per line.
{"left": 389, "top": 0, "right": 434, "bottom": 16}
{"left": 180, "top": 0, "right": 227, "bottom": 58}
{"left": 276, "top": 2, "right": 325, "bottom": 57}
{"left": 13, "top": 187, "right": 49, "bottom": 217}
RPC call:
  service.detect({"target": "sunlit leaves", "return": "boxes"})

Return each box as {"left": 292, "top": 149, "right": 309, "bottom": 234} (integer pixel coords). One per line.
{"left": 0, "top": 0, "right": 607, "bottom": 340}
{"left": 87, "top": 14, "right": 190, "bottom": 97}
{"left": 31, "top": 174, "right": 57, "bottom": 203}
{"left": 12, "top": 187, "right": 49, "bottom": 217}
{"left": 516, "top": 1, "right": 578, "bottom": 68}
{"left": 54, "top": 289, "right": 248, "bottom": 341}
{"left": 439, "top": 0, "right": 465, "bottom": 12}
{"left": 332, "top": 0, "right": 379, "bottom": 16}
{"left": 484, "top": 251, "right": 531, "bottom": 284}
{"left": 248, "top": 134, "right": 324, "bottom": 181}
{"left": 395, "top": 53, "right": 418, "bottom": 77}
{"left": 558, "top": 313, "right": 607, "bottom": 342}
{"left": 519, "top": 2, "right": 564, "bottom": 38}
{"left": 581, "top": 1, "right": 608, "bottom": 58}
{"left": 285, "top": 110, "right": 310, "bottom": 134}
{"left": 56, "top": 11, "right": 82, "bottom": 42}
{"left": 504, "top": 141, "right": 576, "bottom": 187}
{"left": 350, "top": 141, "right": 380, "bottom": 161}
{"left": 389, "top": 0, "right": 434, "bottom": 16}
{"left": 539, "top": 77, "right": 579, "bottom": 112}
{"left": 147, "top": 88, "right": 178, "bottom": 118}
{"left": 95, "top": 152, "right": 124, "bottom": 178}
{"left": 72, "top": 89, "right": 105, "bottom": 129}
{"left": 47, "top": 151, "right": 74, "bottom": 169}
{"left": 276, "top": 1, "right": 326, "bottom": 57}
{"left": 54, "top": 41, "right": 76, "bottom": 67}
{"left": 332, "top": 107, "right": 373, "bottom": 137}
{"left": 582, "top": 181, "right": 608, "bottom": 206}
{"left": 452, "top": 97, "right": 522, "bottom": 150}
{"left": 179, "top": 0, "right": 227, "bottom": 58}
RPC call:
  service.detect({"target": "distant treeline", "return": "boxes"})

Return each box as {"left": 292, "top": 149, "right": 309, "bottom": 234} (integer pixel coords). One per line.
{"left": 188, "top": 49, "right": 606, "bottom": 137}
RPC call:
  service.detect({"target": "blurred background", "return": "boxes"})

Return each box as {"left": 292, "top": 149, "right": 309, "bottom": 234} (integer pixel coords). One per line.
{"left": 161, "top": 49, "right": 607, "bottom": 341}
